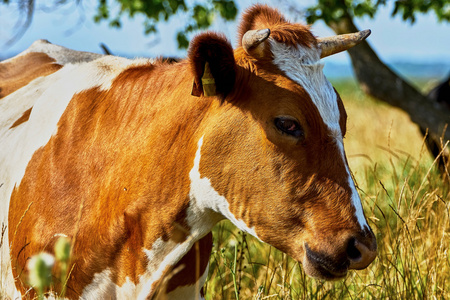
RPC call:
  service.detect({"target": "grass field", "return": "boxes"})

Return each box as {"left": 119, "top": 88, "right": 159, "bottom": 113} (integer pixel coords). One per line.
{"left": 203, "top": 79, "right": 450, "bottom": 299}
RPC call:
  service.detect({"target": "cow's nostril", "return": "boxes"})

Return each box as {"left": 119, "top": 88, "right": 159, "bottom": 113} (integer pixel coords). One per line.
{"left": 346, "top": 237, "right": 362, "bottom": 261}
{"left": 347, "top": 232, "right": 377, "bottom": 270}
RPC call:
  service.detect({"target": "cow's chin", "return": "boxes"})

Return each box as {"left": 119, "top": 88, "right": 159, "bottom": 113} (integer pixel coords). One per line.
{"left": 302, "top": 256, "right": 348, "bottom": 280}
{"left": 273, "top": 241, "right": 348, "bottom": 281}
{"left": 299, "top": 243, "right": 349, "bottom": 281}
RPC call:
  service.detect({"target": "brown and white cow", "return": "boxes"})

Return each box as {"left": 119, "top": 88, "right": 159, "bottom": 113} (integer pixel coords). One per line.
{"left": 0, "top": 5, "right": 377, "bottom": 299}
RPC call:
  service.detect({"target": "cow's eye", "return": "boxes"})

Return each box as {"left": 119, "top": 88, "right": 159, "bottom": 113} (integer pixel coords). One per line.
{"left": 275, "top": 117, "right": 304, "bottom": 139}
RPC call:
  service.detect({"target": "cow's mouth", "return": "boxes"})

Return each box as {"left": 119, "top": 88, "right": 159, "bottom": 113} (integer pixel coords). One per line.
{"left": 303, "top": 243, "right": 349, "bottom": 280}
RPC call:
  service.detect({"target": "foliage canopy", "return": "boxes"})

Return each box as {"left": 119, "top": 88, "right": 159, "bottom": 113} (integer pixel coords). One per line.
{"left": 305, "top": 0, "right": 450, "bottom": 25}
{"left": 93, "top": 0, "right": 450, "bottom": 48}
{"left": 93, "top": 0, "right": 237, "bottom": 49}
{"left": 1, "top": 0, "right": 449, "bottom": 48}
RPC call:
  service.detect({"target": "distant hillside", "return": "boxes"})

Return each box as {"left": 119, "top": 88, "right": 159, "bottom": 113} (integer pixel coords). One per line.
{"left": 2, "top": 51, "right": 448, "bottom": 82}
{"left": 324, "top": 61, "right": 450, "bottom": 80}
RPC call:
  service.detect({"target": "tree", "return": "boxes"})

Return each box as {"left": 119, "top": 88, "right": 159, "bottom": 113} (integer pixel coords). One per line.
{"left": 1, "top": 0, "right": 237, "bottom": 49}
{"left": 303, "top": 0, "right": 450, "bottom": 172}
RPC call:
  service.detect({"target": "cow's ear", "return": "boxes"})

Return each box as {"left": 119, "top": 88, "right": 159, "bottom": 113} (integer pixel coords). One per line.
{"left": 188, "top": 32, "right": 236, "bottom": 100}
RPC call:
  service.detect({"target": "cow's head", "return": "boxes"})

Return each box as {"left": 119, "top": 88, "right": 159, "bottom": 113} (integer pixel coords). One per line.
{"left": 188, "top": 5, "right": 376, "bottom": 280}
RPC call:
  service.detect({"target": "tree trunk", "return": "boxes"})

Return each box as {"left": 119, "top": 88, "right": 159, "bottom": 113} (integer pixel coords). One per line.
{"left": 328, "top": 14, "right": 449, "bottom": 171}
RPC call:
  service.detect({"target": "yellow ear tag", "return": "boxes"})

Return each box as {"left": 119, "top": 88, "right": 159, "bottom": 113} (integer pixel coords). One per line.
{"left": 201, "top": 62, "right": 216, "bottom": 97}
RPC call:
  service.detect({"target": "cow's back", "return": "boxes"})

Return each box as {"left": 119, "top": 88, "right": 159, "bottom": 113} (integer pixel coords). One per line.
{"left": 0, "top": 39, "right": 103, "bottom": 99}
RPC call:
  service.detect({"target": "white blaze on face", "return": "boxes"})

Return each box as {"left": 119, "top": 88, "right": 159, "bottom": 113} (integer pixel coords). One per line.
{"left": 0, "top": 55, "right": 152, "bottom": 298}
{"left": 270, "top": 39, "right": 369, "bottom": 229}
{"left": 336, "top": 140, "right": 369, "bottom": 228}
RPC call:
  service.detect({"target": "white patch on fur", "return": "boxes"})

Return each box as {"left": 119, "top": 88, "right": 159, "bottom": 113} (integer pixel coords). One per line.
{"left": 79, "top": 269, "right": 143, "bottom": 299}
{"left": 80, "top": 253, "right": 209, "bottom": 300}
{"left": 270, "top": 40, "right": 368, "bottom": 229}
{"left": 81, "top": 225, "right": 203, "bottom": 298}
{"left": 137, "top": 237, "right": 198, "bottom": 299}
{"left": 1, "top": 39, "right": 103, "bottom": 65}
{"left": 0, "top": 55, "right": 151, "bottom": 298}
{"left": 336, "top": 141, "right": 368, "bottom": 228}
{"left": 189, "top": 137, "right": 262, "bottom": 241}
{"left": 80, "top": 269, "right": 116, "bottom": 299}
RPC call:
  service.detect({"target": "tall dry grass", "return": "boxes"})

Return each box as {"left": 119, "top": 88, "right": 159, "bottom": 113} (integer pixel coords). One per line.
{"left": 204, "top": 79, "right": 449, "bottom": 299}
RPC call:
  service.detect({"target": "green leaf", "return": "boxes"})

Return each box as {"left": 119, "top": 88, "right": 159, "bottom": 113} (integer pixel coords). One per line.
{"left": 144, "top": 20, "right": 157, "bottom": 34}
{"left": 109, "top": 18, "right": 122, "bottom": 28}
{"left": 193, "top": 5, "right": 213, "bottom": 29}
{"left": 94, "top": 0, "right": 109, "bottom": 22}
{"left": 176, "top": 31, "right": 189, "bottom": 49}
{"left": 213, "top": 0, "right": 238, "bottom": 20}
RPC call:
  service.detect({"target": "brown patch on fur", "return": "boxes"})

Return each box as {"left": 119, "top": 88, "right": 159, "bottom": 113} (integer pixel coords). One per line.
{"left": 0, "top": 52, "right": 62, "bottom": 99}
{"left": 238, "top": 4, "right": 317, "bottom": 49}
{"left": 166, "top": 233, "right": 212, "bottom": 293}
{"left": 10, "top": 107, "right": 32, "bottom": 129}
{"left": 238, "top": 4, "right": 288, "bottom": 37}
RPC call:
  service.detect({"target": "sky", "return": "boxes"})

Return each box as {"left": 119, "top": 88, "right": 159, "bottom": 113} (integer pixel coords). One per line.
{"left": 1, "top": 0, "right": 449, "bottom": 68}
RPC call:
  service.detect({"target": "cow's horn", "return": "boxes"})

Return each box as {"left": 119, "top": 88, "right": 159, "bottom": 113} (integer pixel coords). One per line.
{"left": 318, "top": 29, "right": 371, "bottom": 58}
{"left": 242, "top": 28, "right": 271, "bottom": 58}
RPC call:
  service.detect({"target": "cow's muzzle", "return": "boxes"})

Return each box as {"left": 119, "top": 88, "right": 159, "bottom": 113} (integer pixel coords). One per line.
{"left": 303, "top": 228, "right": 377, "bottom": 280}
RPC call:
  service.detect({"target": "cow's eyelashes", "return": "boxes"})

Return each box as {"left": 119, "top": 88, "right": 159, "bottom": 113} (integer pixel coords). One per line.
{"left": 275, "top": 117, "right": 304, "bottom": 139}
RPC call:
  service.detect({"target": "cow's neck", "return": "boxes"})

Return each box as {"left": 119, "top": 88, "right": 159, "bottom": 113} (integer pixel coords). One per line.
{"left": 77, "top": 63, "right": 224, "bottom": 296}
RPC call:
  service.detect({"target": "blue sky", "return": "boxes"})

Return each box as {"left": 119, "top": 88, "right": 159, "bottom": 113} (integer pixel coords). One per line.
{"left": 1, "top": 0, "right": 449, "bottom": 66}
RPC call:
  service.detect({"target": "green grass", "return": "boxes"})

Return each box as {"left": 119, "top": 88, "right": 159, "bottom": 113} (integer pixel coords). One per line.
{"left": 204, "top": 78, "right": 450, "bottom": 299}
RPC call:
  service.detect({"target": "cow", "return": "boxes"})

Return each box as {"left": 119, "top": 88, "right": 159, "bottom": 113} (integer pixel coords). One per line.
{"left": 0, "top": 5, "right": 377, "bottom": 299}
